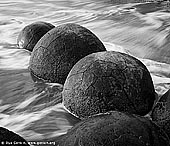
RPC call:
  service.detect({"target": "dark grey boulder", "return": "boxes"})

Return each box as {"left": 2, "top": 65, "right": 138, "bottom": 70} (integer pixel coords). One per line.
{"left": 29, "top": 23, "right": 106, "bottom": 84}
{"left": 58, "top": 111, "right": 170, "bottom": 146}
{"left": 151, "top": 89, "right": 170, "bottom": 138}
{"left": 17, "top": 21, "right": 55, "bottom": 51}
{"left": 0, "top": 127, "right": 30, "bottom": 146}
{"left": 63, "top": 51, "right": 155, "bottom": 119}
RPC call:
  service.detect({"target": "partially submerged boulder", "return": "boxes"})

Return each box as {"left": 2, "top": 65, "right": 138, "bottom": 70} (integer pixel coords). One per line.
{"left": 63, "top": 51, "right": 155, "bottom": 119}
{"left": 0, "top": 127, "right": 29, "bottom": 146}
{"left": 151, "top": 89, "right": 170, "bottom": 138}
{"left": 29, "top": 23, "right": 106, "bottom": 84}
{"left": 17, "top": 21, "right": 55, "bottom": 51}
{"left": 58, "top": 111, "right": 170, "bottom": 146}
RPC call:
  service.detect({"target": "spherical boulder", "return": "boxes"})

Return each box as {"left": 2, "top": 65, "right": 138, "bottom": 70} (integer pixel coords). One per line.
{"left": 29, "top": 23, "right": 106, "bottom": 84}
{"left": 151, "top": 89, "right": 170, "bottom": 138}
{"left": 58, "top": 111, "right": 170, "bottom": 146}
{"left": 17, "top": 21, "right": 55, "bottom": 51}
{"left": 0, "top": 127, "right": 30, "bottom": 145}
{"left": 63, "top": 51, "right": 155, "bottom": 119}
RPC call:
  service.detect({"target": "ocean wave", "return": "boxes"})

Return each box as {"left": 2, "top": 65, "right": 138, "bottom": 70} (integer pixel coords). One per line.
{"left": 0, "top": 0, "right": 170, "bottom": 144}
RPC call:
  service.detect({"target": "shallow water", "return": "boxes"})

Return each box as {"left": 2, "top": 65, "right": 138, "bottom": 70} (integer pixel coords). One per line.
{"left": 1, "top": 0, "right": 170, "bottom": 145}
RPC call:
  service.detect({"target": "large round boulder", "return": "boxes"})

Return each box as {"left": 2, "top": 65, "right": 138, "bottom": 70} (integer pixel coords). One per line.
{"left": 58, "top": 111, "right": 170, "bottom": 146}
{"left": 17, "top": 21, "right": 55, "bottom": 51}
{"left": 0, "top": 127, "right": 30, "bottom": 145}
{"left": 63, "top": 51, "right": 155, "bottom": 119}
{"left": 29, "top": 23, "right": 106, "bottom": 84}
{"left": 151, "top": 89, "right": 170, "bottom": 138}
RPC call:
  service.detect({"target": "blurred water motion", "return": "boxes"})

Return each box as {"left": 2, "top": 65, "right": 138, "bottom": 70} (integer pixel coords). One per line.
{"left": 1, "top": 0, "right": 170, "bottom": 145}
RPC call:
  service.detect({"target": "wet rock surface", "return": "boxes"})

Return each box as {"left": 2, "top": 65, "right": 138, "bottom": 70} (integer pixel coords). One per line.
{"left": 0, "top": 127, "right": 30, "bottom": 146}
{"left": 17, "top": 21, "right": 55, "bottom": 51}
{"left": 63, "top": 51, "right": 155, "bottom": 119}
{"left": 29, "top": 23, "right": 106, "bottom": 84}
{"left": 58, "top": 111, "right": 170, "bottom": 146}
{"left": 151, "top": 89, "right": 170, "bottom": 138}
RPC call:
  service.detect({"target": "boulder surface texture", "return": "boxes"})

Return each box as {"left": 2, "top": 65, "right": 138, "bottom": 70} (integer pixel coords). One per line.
{"left": 58, "top": 111, "right": 170, "bottom": 146}
{"left": 63, "top": 51, "right": 155, "bottom": 119}
{"left": 29, "top": 23, "right": 106, "bottom": 84}
{"left": 17, "top": 21, "right": 55, "bottom": 51}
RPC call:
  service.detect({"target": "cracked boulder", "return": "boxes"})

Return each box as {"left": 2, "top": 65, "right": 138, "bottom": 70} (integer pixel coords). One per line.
{"left": 17, "top": 21, "right": 55, "bottom": 51}
{"left": 62, "top": 51, "right": 155, "bottom": 119}
{"left": 58, "top": 111, "right": 170, "bottom": 146}
{"left": 151, "top": 89, "right": 170, "bottom": 138}
{"left": 29, "top": 23, "right": 106, "bottom": 84}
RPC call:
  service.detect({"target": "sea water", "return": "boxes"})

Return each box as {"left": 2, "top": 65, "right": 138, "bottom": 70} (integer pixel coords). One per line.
{"left": 0, "top": 0, "right": 170, "bottom": 145}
